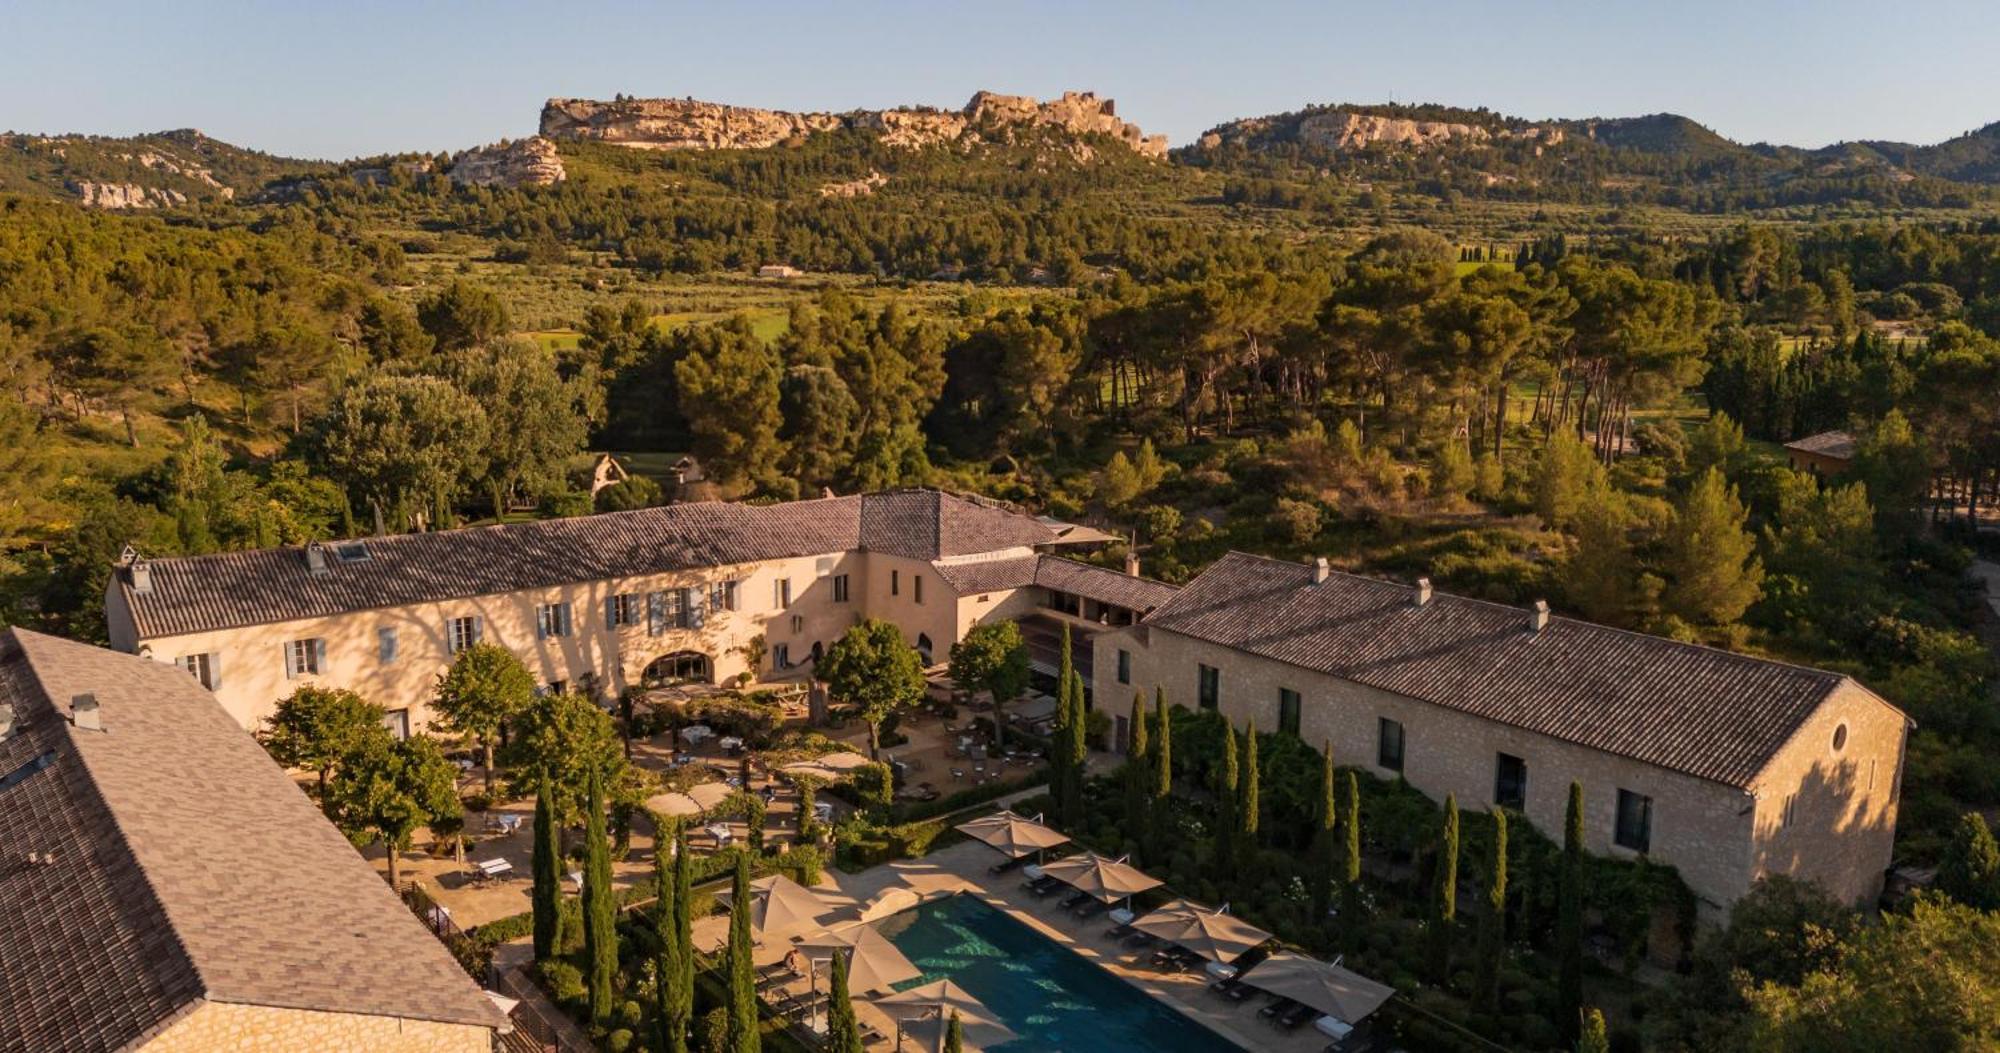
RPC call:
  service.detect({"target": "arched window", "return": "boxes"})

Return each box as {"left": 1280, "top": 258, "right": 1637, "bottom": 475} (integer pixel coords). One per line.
{"left": 643, "top": 651, "right": 712, "bottom": 685}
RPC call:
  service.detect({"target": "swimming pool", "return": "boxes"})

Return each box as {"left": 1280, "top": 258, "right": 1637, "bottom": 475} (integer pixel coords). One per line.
{"left": 875, "top": 893, "right": 1245, "bottom": 1052}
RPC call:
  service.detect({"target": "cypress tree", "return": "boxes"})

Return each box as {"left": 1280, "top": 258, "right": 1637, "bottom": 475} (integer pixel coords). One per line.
{"left": 531, "top": 777, "right": 560, "bottom": 960}
{"left": 825, "top": 951, "right": 863, "bottom": 1053}
{"left": 1578, "top": 1007, "right": 1609, "bottom": 1053}
{"left": 1558, "top": 782, "right": 1585, "bottom": 1042}
{"left": 1149, "top": 688, "right": 1172, "bottom": 859}
{"left": 727, "top": 854, "right": 760, "bottom": 1053}
{"left": 1340, "top": 771, "right": 1362, "bottom": 951}
{"left": 1063, "top": 666, "right": 1088, "bottom": 827}
{"left": 653, "top": 841, "right": 673, "bottom": 1053}
{"left": 1473, "top": 808, "right": 1509, "bottom": 1010}
{"left": 1429, "top": 794, "right": 1459, "bottom": 983}
{"left": 944, "top": 1010, "right": 964, "bottom": 1053}
{"left": 1311, "top": 741, "right": 1337, "bottom": 926}
{"left": 582, "top": 765, "right": 617, "bottom": 1025}
{"left": 1125, "top": 692, "right": 1150, "bottom": 846}
{"left": 667, "top": 827, "right": 694, "bottom": 1053}
{"left": 1211, "top": 723, "right": 1238, "bottom": 878}
{"left": 1239, "top": 719, "right": 1260, "bottom": 853}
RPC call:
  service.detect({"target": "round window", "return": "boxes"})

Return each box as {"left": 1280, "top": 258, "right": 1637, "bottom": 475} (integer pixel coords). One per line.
{"left": 1832, "top": 723, "right": 1848, "bottom": 752}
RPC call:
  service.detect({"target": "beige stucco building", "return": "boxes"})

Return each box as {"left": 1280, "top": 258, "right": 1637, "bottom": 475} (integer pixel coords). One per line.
{"left": 0, "top": 627, "right": 506, "bottom": 1053}
{"left": 1093, "top": 552, "right": 1908, "bottom": 919}
{"left": 104, "top": 490, "right": 1170, "bottom": 736}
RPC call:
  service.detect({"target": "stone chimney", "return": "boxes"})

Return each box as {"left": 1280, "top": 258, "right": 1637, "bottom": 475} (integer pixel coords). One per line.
{"left": 70, "top": 693, "right": 103, "bottom": 732}
{"left": 1313, "top": 557, "right": 1331, "bottom": 584}
{"left": 1124, "top": 551, "right": 1141, "bottom": 577}
{"left": 305, "top": 541, "right": 329, "bottom": 578}
{"left": 1414, "top": 577, "right": 1433, "bottom": 607}
{"left": 1528, "top": 600, "right": 1551, "bottom": 633}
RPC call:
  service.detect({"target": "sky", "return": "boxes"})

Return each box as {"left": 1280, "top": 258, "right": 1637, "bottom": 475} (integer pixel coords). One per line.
{"left": 4, "top": 1, "right": 1999, "bottom": 161}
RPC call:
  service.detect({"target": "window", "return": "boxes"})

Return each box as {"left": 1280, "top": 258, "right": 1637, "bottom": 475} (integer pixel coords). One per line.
{"left": 537, "top": 602, "right": 572, "bottom": 639}
{"left": 1116, "top": 649, "right": 1131, "bottom": 685}
{"left": 285, "top": 638, "right": 323, "bottom": 678}
{"left": 174, "top": 653, "right": 215, "bottom": 690}
{"left": 377, "top": 627, "right": 398, "bottom": 664}
{"left": 913, "top": 574, "right": 924, "bottom": 605}
{"left": 545, "top": 679, "right": 568, "bottom": 696}
{"left": 333, "top": 541, "right": 371, "bottom": 563}
{"left": 1197, "top": 664, "right": 1220, "bottom": 711}
{"left": 775, "top": 578, "right": 793, "bottom": 610}
{"left": 773, "top": 643, "right": 791, "bottom": 670}
{"left": 832, "top": 574, "right": 850, "bottom": 603}
{"left": 381, "top": 709, "right": 410, "bottom": 740}
{"left": 891, "top": 569, "right": 900, "bottom": 596}
{"left": 1494, "top": 752, "right": 1527, "bottom": 809}
{"left": 710, "top": 580, "right": 738, "bottom": 612}
{"left": 447, "top": 617, "right": 481, "bottom": 654}
{"left": 1377, "top": 717, "right": 1405, "bottom": 772}
{"left": 1831, "top": 723, "right": 1848, "bottom": 752}
{"left": 916, "top": 633, "right": 933, "bottom": 664}
{"left": 1278, "top": 688, "right": 1302, "bottom": 737}
{"left": 606, "top": 593, "right": 641, "bottom": 629}
{"left": 1615, "top": 789, "right": 1652, "bottom": 852}
{"left": 790, "top": 614, "right": 805, "bottom": 634}
{"left": 1782, "top": 793, "right": 1798, "bottom": 829}
{"left": 578, "top": 672, "right": 600, "bottom": 700}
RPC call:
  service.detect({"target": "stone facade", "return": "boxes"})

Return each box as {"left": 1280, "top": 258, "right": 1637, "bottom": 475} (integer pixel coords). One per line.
{"left": 143, "top": 1000, "right": 491, "bottom": 1053}
{"left": 1094, "top": 622, "right": 1904, "bottom": 919}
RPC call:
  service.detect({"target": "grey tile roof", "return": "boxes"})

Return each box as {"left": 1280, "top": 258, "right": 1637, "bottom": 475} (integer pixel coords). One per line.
{"left": 1144, "top": 553, "right": 1888, "bottom": 789}
{"left": 1034, "top": 556, "right": 1180, "bottom": 613}
{"left": 121, "top": 490, "right": 1058, "bottom": 639}
{"left": 929, "top": 555, "right": 1040, "bottom": 595}
{"left": 1783, "top": 430, "right": 1857, "bottom": 459}
{"left": 0, "top": 628, "right": 506, "bottom": 1053}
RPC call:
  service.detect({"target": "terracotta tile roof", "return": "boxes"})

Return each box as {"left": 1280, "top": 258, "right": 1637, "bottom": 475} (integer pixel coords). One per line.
{"left": 1143, "top": 553, "right": 1887, "bottom": 789}
{"left": 1783, "top": 430, "right": 1857, "bottom": 459}
{"left": 0, "top": 628, "right": 506, "bottom": 1052}
{"left": 1033, "top": 556, "right": 1179, "bottom": 613}
{"left": 121, "top": 490, "right": 1061, "bottom": 639}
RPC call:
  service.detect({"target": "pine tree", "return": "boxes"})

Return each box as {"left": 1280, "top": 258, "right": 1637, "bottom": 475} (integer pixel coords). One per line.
{"left": 1662, "top": 466, "right": 1764, "bottom": 627}
{"left": 1558, "top": 782, "right": 1585, "bottom": 1042}
{"left": 1239, "top": 719, "right": 1260, "bottom": 853}
{"left": 1312, "top": 742, "right": 1336, "bottom": 926}
{"left": 531, "top": 777, "right": 560, "bottom": 960}
{"left": 1211, "top": 723, "right": 1238, "bottom": 879}
{"left": 1938, "top": 811, "right": 2000, "bottom": 910}
{"left": 667, "top": 827, "right": 694, "bottom": 1053}
{"left": 727, "top": 854, "right": 761, "bottom": 1052}
{"left": 1428, "top": 794, "right": 1459, "bottom": 983}
{"left": 1473, "top": 808, "right": 1508, "bottom": 1009}
{"left": 1125, "top": 692, "right": 1150, "bottom": 851}
{"left": 1340, "top": 771, "right": 1362, "bottom": 951}
{"left": 582, "top": 765, "right": 617, "bottom": 1025}
{"left": 1150, "top": 688, "right": 1172, "bottom": 859}
{"left": 825, "top": 951, "right": 863, "bottom": 1053}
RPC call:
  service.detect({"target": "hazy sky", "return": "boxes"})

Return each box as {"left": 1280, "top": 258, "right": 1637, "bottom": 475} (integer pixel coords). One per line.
{"left": 5, "top": 1, "right": 1998, "bottom": 161}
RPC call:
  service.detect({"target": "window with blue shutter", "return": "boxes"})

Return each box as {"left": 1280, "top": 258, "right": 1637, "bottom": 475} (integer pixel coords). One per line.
{"left": 378, "top": 627, "right": 399, "bottom": 663}
{"left": 688, "top": 588, "right": 705, "bottom": 629}
{"left": 648, "top": 592, "right": 666, "bottom": 635}
{"left": 311, "top": 638, "right": 328, "bottom": 674}
{"left": 605, "top": 596, "right": 618, "bottom": 631}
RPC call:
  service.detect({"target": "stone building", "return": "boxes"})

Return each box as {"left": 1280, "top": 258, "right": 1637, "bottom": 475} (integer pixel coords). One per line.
{"left": 0, "top": 627, "right": 506, "bottom": 1053}
{"left": 1092, "top": 552, "right": 1908, "bottom": 918}
{"left": 1783, "top": 430, "right": 1857, "bottom": 477}
{"left": 103, "top": 490, "right": 1156, "bottom": 736}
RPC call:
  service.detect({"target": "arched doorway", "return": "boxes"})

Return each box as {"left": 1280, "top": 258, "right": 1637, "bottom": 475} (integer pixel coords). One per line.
{"left": 643, "top": 651, "right": 713, "bottom": 685}
{"left": 810, "top": 641, "right": 825, "bottom": 664}
{"left": 916, "top": 633, "right": 934, "bottom": 665}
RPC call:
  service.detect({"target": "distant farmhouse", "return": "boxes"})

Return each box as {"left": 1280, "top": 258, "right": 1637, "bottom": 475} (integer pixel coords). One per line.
{"left": 0, "top": 628, "right": 506, "bottom": 1053}
{"left": 105, "top": 489, "right": 1907, "bottom": 920}
{"left": 1783, "top": 429, "right": 1856, "bottom": 477}
{"left": 756, "top": 263, "right": 804, "bottom": 279}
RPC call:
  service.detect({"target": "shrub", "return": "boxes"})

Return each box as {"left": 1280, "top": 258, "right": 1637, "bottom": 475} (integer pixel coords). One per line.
{"left": 606, "top": 1028, "right": 636, "bottom": 1052}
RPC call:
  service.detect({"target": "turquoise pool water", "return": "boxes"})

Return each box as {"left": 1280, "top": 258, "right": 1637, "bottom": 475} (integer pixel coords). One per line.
{"left": 875, "top": 894, "right": 1244, "bottom": 1053}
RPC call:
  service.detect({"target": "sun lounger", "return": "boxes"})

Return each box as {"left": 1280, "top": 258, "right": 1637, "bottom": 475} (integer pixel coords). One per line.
{"left": 1071, "top": 898, "right": 1109, "bottom": 919}
{"left": 1260, "top": 997, "right": 1299, "bottom": 1020}
{"left": 1057, "top": 889, "right": 1092, "bottom": 909}
{"left": 1105, "top": 921, "right": 1137, "bottom": 940}
{"left": 1122, "top": 931, "right": 1157, "bottom": 949}
{"left": 1277, "top": 1002, "right": 1318, "bottom": 1030}
{"left": 1024, "top": 874, "right": 1063, "bottom": 896}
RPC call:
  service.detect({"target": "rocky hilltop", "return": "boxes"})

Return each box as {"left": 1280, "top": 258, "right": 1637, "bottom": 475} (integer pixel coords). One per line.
{"left": 1197, "top": 108, "right": 1562, "bottom": 154}
{"left": 448, "top": 137, "right": 566, "bottom": 188}
{"left": 539, "top": 91, "right": 1168, "bottom": 159}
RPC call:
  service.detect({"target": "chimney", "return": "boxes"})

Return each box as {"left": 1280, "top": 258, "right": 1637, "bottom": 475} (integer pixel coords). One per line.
{"left": 1413, "top": 577, "right": 1433, "bottom": 607}
{"left": 305, "top": 542, "right": 329, "bottom": 578}
{"left": 1124, "top": 551, "right": 1142, "bottom": 577}
{"left": 70, "top": 693, "right": 103, "bottom": 733}
{"left": 120, "top": 544, "right": 152, "bottom": 595}
{"left": 1313, "top": 557, "right": 1331, "bottom": 584}
{"left": 1528, "top": 600, "right": 1551, "bottom": 633}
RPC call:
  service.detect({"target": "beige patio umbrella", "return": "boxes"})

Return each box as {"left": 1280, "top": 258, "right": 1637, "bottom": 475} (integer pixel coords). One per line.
{"left": 1038, "top": 851, "right": 1162, "bottom": 904}
{"left": 799, "top": 921, "right": 922, "bottom": 993}
{"left": 716, "top": 873, "right": 835, "bottom": 943}
{"left": 1131, "top": 900, "right": 1273, "bottom": 963}
{"left": 783, "top": 751, "right": 874, "bottom": 779}
{"left": 1240, "top": 951, "right": 1395, "bottom": 1023}
{"left": 644, "top": 790, "right": 703, "bottom": 818}
{"left": 954, "top": 810, "right": 1070, "bottom": 860}
{"left": 876, "top": 980, "right": 1016, "bottom": 1051}
{"left": 686, "top": 780, "right": 735, "bottom": 812}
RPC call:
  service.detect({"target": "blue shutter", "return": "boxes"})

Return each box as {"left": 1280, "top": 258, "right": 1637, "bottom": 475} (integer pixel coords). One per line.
{"left": 208, "top": 652, "right": 222, "bottom": 692}
{"left": 561, "top": 603, "right": 573, "bottom": 637}
{"left": 688, "top": 588, "right": 705, "bottom": 630}
{"left": 605, "top": 597, "right": 618, "bottom": 631}
{"left": 647, "top": 592, "right": 664, "bottom": 635}
{"left": 311, "top": 638, "right": 328, "bottom": 675}
{"left": 535, "top": 607, "right": 548, "bottom": 640}
{"left": 283, "top": 643, "right": 295, "bottom": 680}
{"left": 473, "top": 616, "right": 485, "bottom": 645}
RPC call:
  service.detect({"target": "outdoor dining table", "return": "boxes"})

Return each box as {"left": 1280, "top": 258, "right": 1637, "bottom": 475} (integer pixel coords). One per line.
{"left": 705, "top": 822, "right": 733, "bottom": 845}
{"left": 472, "top": 857, "right": 513, "bottom": 883}
{"left": 1108, "top": 907, "right": 1136, "bottom": 926}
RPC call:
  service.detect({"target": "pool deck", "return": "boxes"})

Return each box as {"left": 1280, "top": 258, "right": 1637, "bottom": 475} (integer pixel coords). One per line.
{"left": 695, "top": 838, "right": 1333, "bottom": 1053}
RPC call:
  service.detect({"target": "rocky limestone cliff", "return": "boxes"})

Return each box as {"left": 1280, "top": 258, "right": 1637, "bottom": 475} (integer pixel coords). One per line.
{"left": 540, "top": 91, "right": 1167, "bottom": 159}
{"left": 449, "top": 137, "right": 567, "bottom": 188}
{"left": 1197, "top": 109, "right": 1562, "bottom": 154}
{"left": 66, "top": 181, "right": 187, "bottom": 208}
